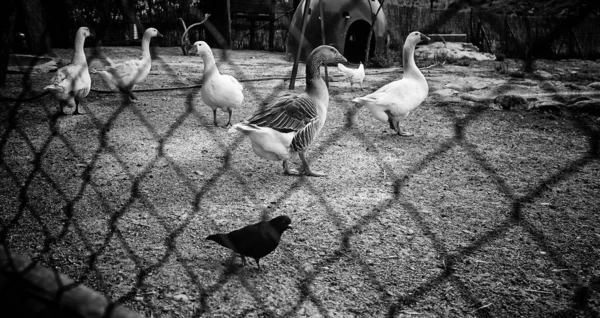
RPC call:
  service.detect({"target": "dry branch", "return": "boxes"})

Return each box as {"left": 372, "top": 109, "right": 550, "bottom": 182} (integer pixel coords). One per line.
{"left": 179, "top": 13, "right": 211, "bottom": 55}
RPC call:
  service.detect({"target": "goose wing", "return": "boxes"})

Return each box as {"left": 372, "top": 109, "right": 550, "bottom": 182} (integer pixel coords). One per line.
{"left": 223, "top": 74, "right": 243, "bottom": 91}
{"left": 47, "top": 67, "right": 69, "bottom": 90}
{"left": 247, "top": 93, "right": 321, "bottom": 152}
{"left": 107, "top": 59, "right": 144, "bottom": 86}
{"left": 46, "top": 64, "right": 85, "bottom": 93}
{"left": 247, "top": 93, "right": 317, "bottom": 133}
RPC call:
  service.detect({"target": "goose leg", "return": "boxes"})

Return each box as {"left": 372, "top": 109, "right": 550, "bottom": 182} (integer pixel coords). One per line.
{"left": 397, "top": 113, "right": 414, "bottom": 136}
{"left": 254, "top": 258, "right": 261, "bottom": 271}
{"left": 224, "top": 109, "right": 233, "bottom": 128}
{"left": 385, "top": 110, "right": 396, "bottom": 131}
{"left": 73, "top": 100, "right": 82, "bottom": 115}
{"left": 299, "top": 152, "right": 326, "bottom": 177}
{"left": 397, "top": 126, "right": 414, "bottom": 136}
{"left": 119, "top": 87, "right": 137, "bottom": 102}
{"left": 212, "top": 109, "right": 219, "bottom": 126}
{"left": 283, "top": 160, "right": 299, "bottom": 175}
{"left": 58, "top": 103, "right": 66, "bottom": 115}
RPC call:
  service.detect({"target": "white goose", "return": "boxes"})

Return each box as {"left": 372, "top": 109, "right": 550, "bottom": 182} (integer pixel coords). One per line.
{"left": 44, "top": 27, "right": 92, "bottom": 115}
{"left": 352, "top": 31, "right": 430, "bottom": 136}
{"left": 230, "top": 45, "right": 347, "bottom": 176}
{"left": 189, "top": 41, "right": 244, "bottom": 127}
{"left": 92, "top": 28, "right": 162, "bottom": 100}
{"left": 337, "top": 62, "right": 365, "bottom": 90}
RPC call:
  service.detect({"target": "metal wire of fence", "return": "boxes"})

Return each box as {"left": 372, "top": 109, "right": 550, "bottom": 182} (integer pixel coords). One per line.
{"left": 1, "top": 1, "right": 600, "bottom": 317}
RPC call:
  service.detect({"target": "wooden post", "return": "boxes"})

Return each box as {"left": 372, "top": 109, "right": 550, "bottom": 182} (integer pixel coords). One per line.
{"left": 318, "top": 0, "right": 328, "bottom": 88}
{"left": 0, "top": 0, "right": 18, "bottom": 86}
{"left": 571, "top": 28, "right": 585, "bottom": 59}
{"left": 250, "top": 18, "right": 255, "bottom": 49}
{"left": 289, "top": 0, "right": 312, "bottom": 90}
{"left": 479, "top": 24, "right": 493, "bottom": 54}
{"left": 225, "top": 0, "right": 232, "bottom": 48}
{"left": 269, "top": 0, "right": 276, "bottom": 51}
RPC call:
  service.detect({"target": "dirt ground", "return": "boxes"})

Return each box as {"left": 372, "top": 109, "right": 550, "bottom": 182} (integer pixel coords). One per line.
{"left": 1, "top": 46, "right": 600, "bottom": 317}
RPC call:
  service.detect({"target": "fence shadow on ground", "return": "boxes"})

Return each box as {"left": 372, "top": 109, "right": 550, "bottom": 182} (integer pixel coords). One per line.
{"left": 1, "top": 1, "right": 599, "bottom": 317}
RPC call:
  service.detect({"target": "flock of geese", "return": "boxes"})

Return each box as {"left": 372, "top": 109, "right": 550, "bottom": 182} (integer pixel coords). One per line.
{"left": 43, "top": 26, "right": 430, "bottom": 177}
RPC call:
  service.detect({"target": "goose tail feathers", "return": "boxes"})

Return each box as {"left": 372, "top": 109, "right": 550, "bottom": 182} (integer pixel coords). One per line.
{"left": 43, "top": 84, "right": 63, "bottom": 93}
{"left": 352, "top": 96, "right": 375, "bottom": 105}
{"left": 93, "top": 70, "right": 118, "bottom": 91}
{"left": 229, "top": 122, "right": 260, "bottom": 135}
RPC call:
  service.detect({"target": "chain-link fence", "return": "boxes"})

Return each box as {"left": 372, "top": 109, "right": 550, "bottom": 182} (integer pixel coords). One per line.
{"left": 1, "top": 1, "right": 600, "bottom": 317}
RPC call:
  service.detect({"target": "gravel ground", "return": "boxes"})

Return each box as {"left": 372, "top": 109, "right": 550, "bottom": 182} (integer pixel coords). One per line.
{"left": 1, "top": 46, "right": 600, "bottom": 317}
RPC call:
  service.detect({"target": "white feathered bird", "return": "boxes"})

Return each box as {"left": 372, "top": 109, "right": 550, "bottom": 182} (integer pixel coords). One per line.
{"left": 352, "top": 31, "right": 430, "bottom": 136}
{"left": 44, "top": 27, "right": 92, "bottom": 115}
{"left": 189, "top": 41, "right": 244, "bottom": 127}
{"left": 92, "top": 28, "right": 162, "bottom": 100}
{"left": 337, "top": 62, "right": 365, "bottom": 90}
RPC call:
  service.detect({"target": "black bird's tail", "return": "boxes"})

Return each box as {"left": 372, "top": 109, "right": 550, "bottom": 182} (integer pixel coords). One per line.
{"left": 206, "top": 234, "right": 236, "bottom": 251}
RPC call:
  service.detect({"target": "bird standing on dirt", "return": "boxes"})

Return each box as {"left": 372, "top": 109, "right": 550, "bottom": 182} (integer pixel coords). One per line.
{"left": 206, "top": 215, "right": 292, "bottom": 270}
{"left": 352, "top": 31, "right": 430, "bottom": 136}
{"left": 92, "top": 28, "right": 163, "bottom": 101}
{"left": 189, "top": 41, "right": 244, "bottom": 127}
{"left": 230, "top": 45, "right": 347, "bottom": 176}
{"left": 44, "top": 27, "right": 93, "bottom": 115}
{"left": 337, "top": 62, "right": 365, "bottom": 90}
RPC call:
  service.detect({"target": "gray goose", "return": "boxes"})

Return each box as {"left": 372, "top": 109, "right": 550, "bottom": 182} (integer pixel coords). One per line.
{"left": 230, "top": 45, "right": 347, "bottom": 176}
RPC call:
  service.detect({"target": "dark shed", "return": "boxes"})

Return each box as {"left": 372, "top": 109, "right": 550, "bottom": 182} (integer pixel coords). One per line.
{"left": 286, "top": 0, "right": 387, "bottom": 63}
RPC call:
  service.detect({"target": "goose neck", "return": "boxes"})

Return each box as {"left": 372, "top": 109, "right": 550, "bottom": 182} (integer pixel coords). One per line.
{"left": 72, "top": 33, "right": 87, "bottom": 65}
{"left": 305, "top": 54, "right": 323, "bottom": 81}
{"left": 141, "top": 33, "right": 153, "bottom": 59}
{"left": 304, "top": 53, "right": 329, "bottom": 111}
{"left": 402, "top": 42, "right": 422, "bottom": 78}
{"left": 306, "top": 76, "right": 328, "bottom": 103}
{"left": 201, "top": 53, "right": 218, "bottom": 75}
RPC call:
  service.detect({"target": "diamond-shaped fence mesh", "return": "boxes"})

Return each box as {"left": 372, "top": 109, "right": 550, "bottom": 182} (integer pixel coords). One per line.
{"left": 1, "top": 2, "right": 600, "bottom": 318}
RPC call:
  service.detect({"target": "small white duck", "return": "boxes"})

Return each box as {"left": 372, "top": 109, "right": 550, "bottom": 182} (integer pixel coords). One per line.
{"left": 189, "top": 41, "right": 244, "bottom": 127}
{"left": 352, "top": 31, "right": 430, "bottom": 136}
{"left": 230, "top": 45, "right": 347, "bottom": 176}
{"left": 44, "top": 27, "right": 93, "bottom": 115}
{"left": 92, "top": 28, "right": 163, "bottom": 100}
{"left": 337, "top": 62, "right": 365, "bottom": 90}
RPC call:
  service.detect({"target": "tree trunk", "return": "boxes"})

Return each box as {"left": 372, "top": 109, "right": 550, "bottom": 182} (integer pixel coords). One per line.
{"left": 364, "top": 0, "right": 385, "bottom": 65}
{"left": 0, "top": 0, "right": 18, "bottom": 86}
{"left": 44, "top": 0, "right": 74, "bottom": 48}
{"left": 21, "top": 0, "right": 51, "bottom": 54}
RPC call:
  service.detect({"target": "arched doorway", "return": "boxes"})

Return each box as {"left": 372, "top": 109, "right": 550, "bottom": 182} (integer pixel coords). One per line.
{"left": 344, "top": 20, "right": 376, "bottom": 63}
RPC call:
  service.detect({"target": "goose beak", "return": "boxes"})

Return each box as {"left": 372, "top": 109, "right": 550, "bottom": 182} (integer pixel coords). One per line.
{"left": 335, "top": 53, "right": 348, "bottom": 64}
{"left": 157, "top": 32, "right": 164, "bottom": 38}
{"left": 420, "top": 34, "right": 431, "bottom": 43}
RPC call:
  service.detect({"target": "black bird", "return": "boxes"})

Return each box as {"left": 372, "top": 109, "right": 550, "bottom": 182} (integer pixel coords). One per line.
{"left": 206, "top": 215, "right": 292, "bottom": 270}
